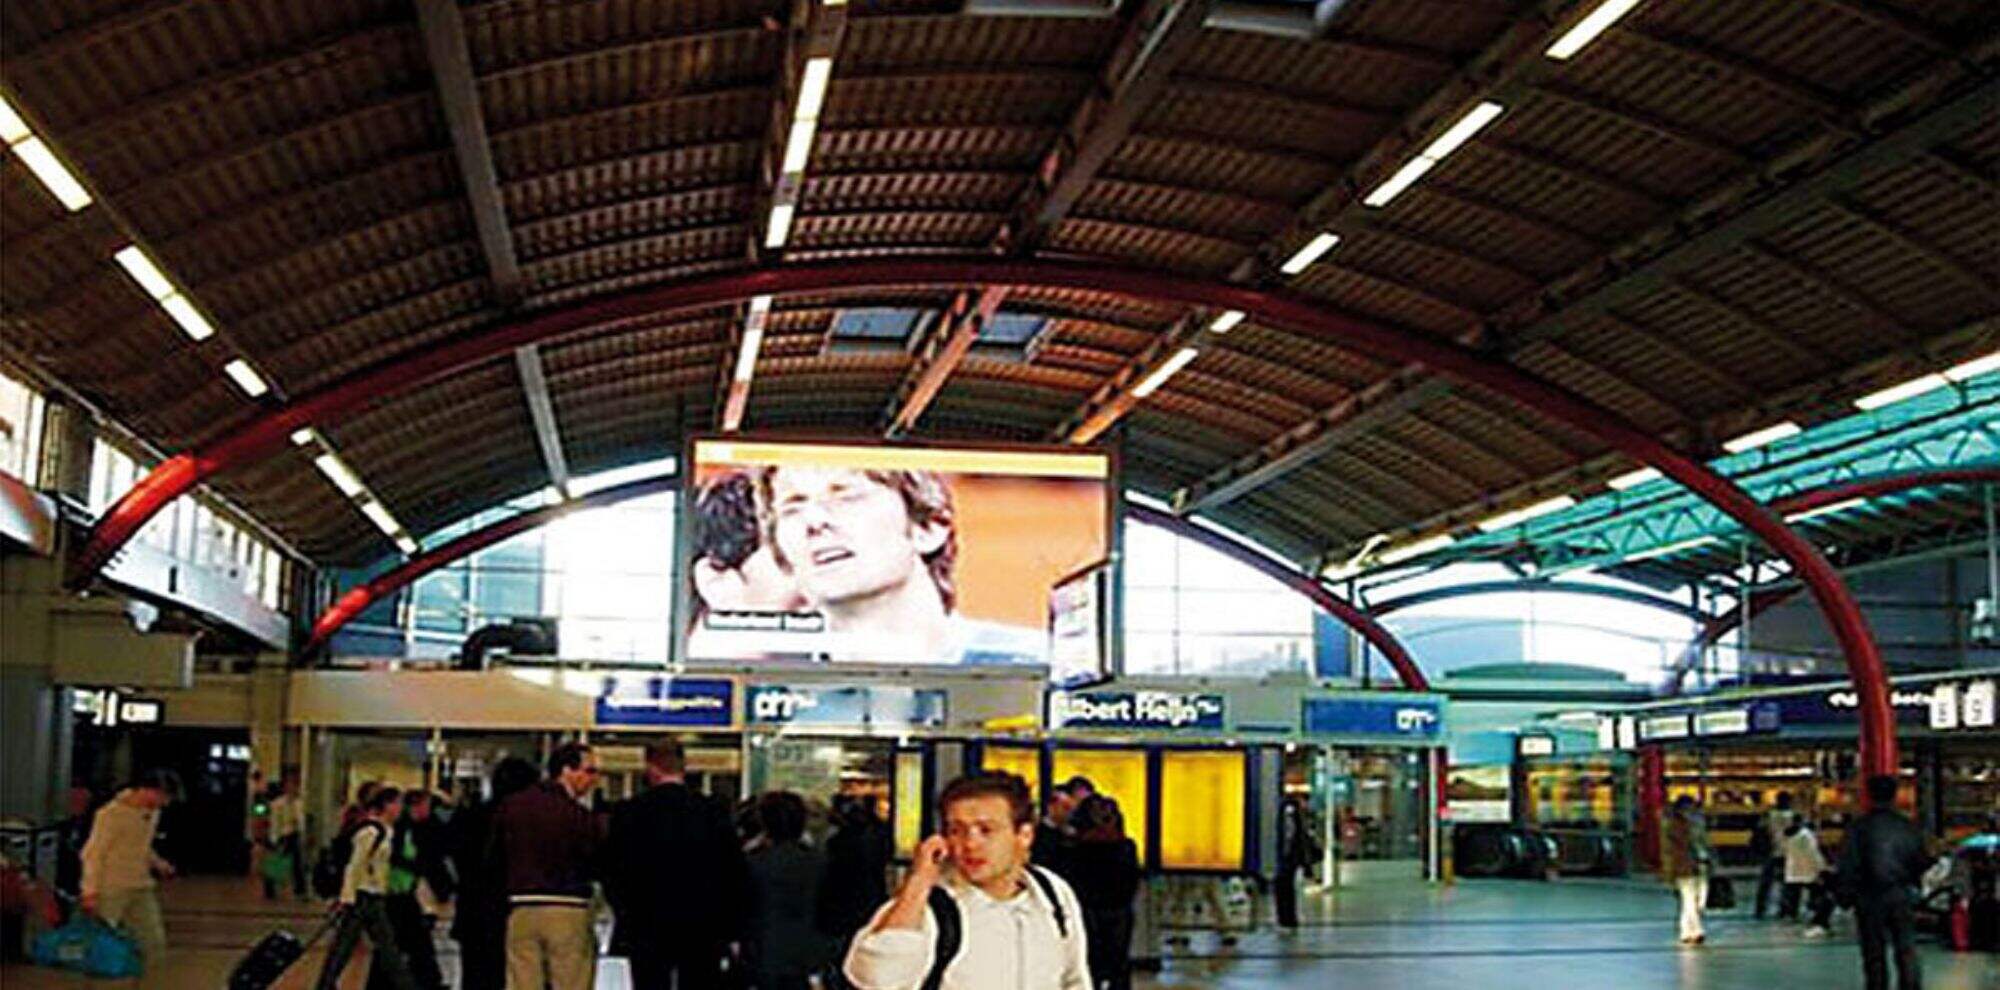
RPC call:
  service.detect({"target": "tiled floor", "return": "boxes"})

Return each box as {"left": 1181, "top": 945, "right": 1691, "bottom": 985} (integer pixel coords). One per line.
{"left": 4, "top": 874, "right": 1994, "bottom": 988}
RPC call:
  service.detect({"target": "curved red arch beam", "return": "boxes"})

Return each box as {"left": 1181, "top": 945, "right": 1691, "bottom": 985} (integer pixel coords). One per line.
{"left": 300, "top": 475, "right": 676, "bottom": 657}
{"left": 71, "top": 257, "right": 1894, "bottom": 775}
{"left": 1666, "top": 464, "right": 2000, "bottom": 694}
{"left": 1125, "top": 502, "right": 1426, "bottom": 692}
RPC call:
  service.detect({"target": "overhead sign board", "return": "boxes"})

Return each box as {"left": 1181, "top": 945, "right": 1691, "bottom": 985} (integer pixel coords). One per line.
{"left": 1694, "top": 709, "right": 1750, "bottom": 736}
{"left": 1048, "top": 690, "right": 1225, "bottom": 731}
{"left": 1638, "top": 714, "right": 1690, "bottom": 741}
{"left": 745, "top": 684, "right": 948, "bottom": 729}
{"left": 1302, "top": 697, "right": 1443, "bottom": 740}
{"left": 595, "top": 677, "right": 735, "bottom": 728}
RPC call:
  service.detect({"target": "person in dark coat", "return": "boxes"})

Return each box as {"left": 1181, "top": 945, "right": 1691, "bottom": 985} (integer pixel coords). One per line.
{"left": 1065, "top": 795, "right": 1142, "bottom": 990}
{"left": 448, "top": 758, "right": 539, "bottom": 990}
{"left": 1273, "top": 796, "right": 1320, "bottom": 930}
{"left": 604, "top": 741, "right": 750, "bottom": 990}
{"left": 816, "top": 795, "right": 892, "bottom": 957}
{"left": 1839, "top": 774, "right": 1932, "bottom": 990}
{"left": 1031, "top": 782, "right": 1079, "bottom": 880}
{"left": 745, "top": 792, "right": 830, "bottom": 990}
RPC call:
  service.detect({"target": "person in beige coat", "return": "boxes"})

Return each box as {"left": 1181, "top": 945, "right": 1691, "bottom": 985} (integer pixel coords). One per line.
{"left": 80, "top": 769, "right": 181, "bottom": 985}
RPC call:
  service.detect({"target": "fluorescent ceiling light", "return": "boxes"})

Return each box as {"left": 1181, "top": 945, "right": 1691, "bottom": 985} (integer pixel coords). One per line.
{"left": 749, "top": 293, "right": 773, "bottom": 317}
{"left": 1854, "top": 373, "right": 1949, "bottom": 411}
{"left": 1422, "top": 102, "right": 1504, "bottom": 160}
{"left": 290, "top": 428, "right": 315, "bottom": 446}
{"left": 9, "top": 136, "right": 91, "bottom": 211}
{"left": 1722, "top": 421, "right": 1801, "bottom": 453}
{"left": 313, "top": 453, "right": 365, "bottom": 497}
{"left": 359, "top": 499, "right": 400, "bottom": 536}
{"left": 781, "top": 118, "right": 818, "bottom": 175}
{"left": 395, "top": 535, "right": 419, "bottom": 555}
{"left": 733, "top": 328, "right": 765, "bottom": 383}
{"left": 222, "top": 358, "right": 269, "bottom": 398}
{"left": 1626, "top": 535, "right": 1718, "bottom": 562}
{"left": 1475, "top": 495, "right": 1577, "bottom": 533}
{"left": 159, "top": 294, "right": 217, "bottom": 341}
{"left": 1607, "top": 467, "right": 1663, "bottom": 491}
{"left": 1133, "top": 346, "right": 1199, "bottom": 398}
{"left": 0, "top": 97, "right": 28, "bottom": 144}
{"left": 112, "top": 246, "right": 176, "bottom": 300}
{"left": 765, "top": 203, "right": 795, "bottom": 248}
{"left": 1208, "top": 310, "right": 1245, "bottom": 333}
{"left": 1362, "top": 155, "right": 1435, "bottom": 208}
{"left": 1943, "top": 350, "right": 2000, "bottom": 382}
{"left": 1785, "top": 497, "right": 1866, "bottom": 524}
{"left": 1378, "top": 533, "right": 1454, "bottom": 565}
{"left": 796, "top": 57, "right": 833, "bottom": 121}
{"left": 1546, "top": 0, "right": 1645, "bottom": 60}
{"left": 1278, "top": 232, "right": 1340, "bottom": 275}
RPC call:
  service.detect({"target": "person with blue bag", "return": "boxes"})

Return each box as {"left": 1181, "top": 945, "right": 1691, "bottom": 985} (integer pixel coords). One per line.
{"left": 77, "top": 768, "right": 182, "bottom": 984}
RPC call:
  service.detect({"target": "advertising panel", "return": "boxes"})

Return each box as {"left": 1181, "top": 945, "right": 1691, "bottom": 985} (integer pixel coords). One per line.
{"left": 1301, "top": 696, "right": 1443, "bottom": 741}
{"left": 1048, "top": 562, "right": 1112, "bottom": 687}
{"left": 682, "top": 439, "right": 1112, "bottom": 666}
{"left": 744, "top": 684, "right": 948, "bottom": 729}
{"left": 1048, "top": 690, "right": 1225, "bottom": 731}
{"left": 595, "top": 676, "right": 735, "bottom": 728}
{"left": 1158, "top": 750, "right": 1246, "bottom": 870}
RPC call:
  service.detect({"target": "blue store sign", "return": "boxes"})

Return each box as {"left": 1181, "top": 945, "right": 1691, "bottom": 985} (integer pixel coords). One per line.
{"left": 596, "top": 677, "right": 735, "bottom": 727}
{"left": 1302, "top": 697, "right": 1443, "bottom": 740}
{"left": 1047, "top": 691, "right": 1226, "bottom": 731}
{"left": 746, "top": 684, "right": 948, "bottom": 728}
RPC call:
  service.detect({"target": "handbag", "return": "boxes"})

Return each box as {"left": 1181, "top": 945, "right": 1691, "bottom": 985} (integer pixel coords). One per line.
{"left": 31, "top": 915, "right": 142, "bottom": 978}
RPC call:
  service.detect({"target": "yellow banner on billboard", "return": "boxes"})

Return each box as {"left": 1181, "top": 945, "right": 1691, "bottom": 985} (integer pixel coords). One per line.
{"left": 696, "top": 440, "right": 1109, "bottom": 479}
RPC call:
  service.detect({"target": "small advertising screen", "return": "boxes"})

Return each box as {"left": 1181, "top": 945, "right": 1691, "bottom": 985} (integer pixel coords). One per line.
{"left": 1048, "top": 561, "right": 1111, "bottom": 686}
{"left": 683, "top": 439, "right": 1111, "bottom": 666}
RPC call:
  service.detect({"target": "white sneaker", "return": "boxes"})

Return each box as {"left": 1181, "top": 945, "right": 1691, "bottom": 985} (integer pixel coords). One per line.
{"left": 1803, "top": 926, "right": 1829, "bottom": 939}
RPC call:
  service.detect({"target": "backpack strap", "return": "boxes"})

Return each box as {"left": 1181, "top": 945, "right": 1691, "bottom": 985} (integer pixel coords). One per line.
{"left": 919, "top": 886, "right": 962, "bottom": 990}
{"left": 1025, "top": 866, "right": 1069, "bottom": 940}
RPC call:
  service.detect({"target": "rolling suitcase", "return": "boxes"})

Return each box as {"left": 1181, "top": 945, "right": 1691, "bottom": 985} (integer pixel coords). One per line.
{"left": 229, "top": 918, "right": 333, "bottom": 990}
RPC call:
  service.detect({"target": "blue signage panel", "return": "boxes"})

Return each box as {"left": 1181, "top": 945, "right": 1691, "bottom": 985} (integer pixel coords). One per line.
{"left": 745, "top": 684, "right": 948, "bottom": 728}
{"left": 596, "top": 677, "right": 735, "bottom": 727}
{"left": 1047, "top": 691, "right": 1226, "bottom": 730}
{"left": 1302, "top": 697, "right": 1443, "bottom": 740}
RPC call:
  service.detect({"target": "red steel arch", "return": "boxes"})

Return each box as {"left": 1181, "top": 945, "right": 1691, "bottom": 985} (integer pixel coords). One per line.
{"left": 72, "top": 257, "right": 1897, "bottom": 776}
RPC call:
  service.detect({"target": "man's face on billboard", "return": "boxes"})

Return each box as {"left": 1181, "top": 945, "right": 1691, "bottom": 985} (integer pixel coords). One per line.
{"left": 766, "top": 467, "right": 946, "bottom": 608}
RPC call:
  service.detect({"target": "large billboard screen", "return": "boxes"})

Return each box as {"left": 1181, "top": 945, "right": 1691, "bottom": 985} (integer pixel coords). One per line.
{"left": 682, "top": 439, "right": 1112, "bottom": 666}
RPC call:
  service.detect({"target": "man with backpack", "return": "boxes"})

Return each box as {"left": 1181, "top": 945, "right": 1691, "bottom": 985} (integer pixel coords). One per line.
{"left": 841, "top": 771, "right": 1090, "bottom": 990}
{"left": 314, "top": 786, "right": 420, "bottom": 990}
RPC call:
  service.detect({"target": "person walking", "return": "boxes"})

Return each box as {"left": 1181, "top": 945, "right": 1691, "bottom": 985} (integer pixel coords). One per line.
{"left": 314, "top": 786, "right": 420, "bottom": 990}
{"left": 1064, "top": 796, "right": 1141, "bottom": 990}
{"left": 1273, "top": 796, "right": 1319, "bottom": 931}
{"left": 745, "top": 792, "right": 830, "bottom": 990}
{"left": 1753, "top": 793, "right": 1794, "bottom": 919}
{"left": 602, "top": 740, "right": 747, "bottom": 990}
{"left": 817, "top": 795, "right": 892, "bottom": 966}
{"left": 383, "top": 790, "right": 452, "bottom": 990}
{"left": 79, "top": 769, "right": 181, "bottom": 987}
{"left": 1661, "top": 795, "right": 1711, "bottom": 946}
{"left": 268, "top": 774, "right": 307, "bottom": 899}
{"left": 449, "top": 758, "right": 540, "bottom": 990}
{"left": 1780, "top": 814, "right": 1832, "bottom": 937}
{"left": 492, "top": 743, "right": 604, "bottom": 990}
{"left": 842, "top": 771, "right": 1091, "bottom": 990}
{"left": 1839, "top": 774, "right": 1931, "bottom": 990}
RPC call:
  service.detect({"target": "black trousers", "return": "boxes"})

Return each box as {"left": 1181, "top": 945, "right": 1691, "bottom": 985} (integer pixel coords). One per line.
{"left": 380, "top": 893, "right": 443, "bottom": 990}
{"left": 629, "top": 942, "right": 728, "bottom": 990}
{"left": 1084, "top": 907, "right": 1134, "bottom": 990}
{"left": 1754, "top": 856, "right": 1784, "bottom": 917}
{"left": 317, "top": 894, "right": 418, "bottom": 990}
{"left": 1856, "top": 897, "right": 1921, "bottom": 990}
{"left": 1275, "top": 865, "right": 1300, "bottom": 928}
{"left": 453, "top": 931, "right": 507, "bottom": 990}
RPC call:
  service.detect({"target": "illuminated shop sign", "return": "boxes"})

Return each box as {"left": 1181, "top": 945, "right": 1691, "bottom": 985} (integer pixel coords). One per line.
{"left": 1638, "top": 715, "right": 1690, "bottom": 741}
{"left": 1694, "top": 709, "right": 1750, "bottom": 736}
{"left": 1048, "top": 691, "right": 1225, "bottom": 731}
{"left": 745, "top": 684, "right": 948, "bottom": 728}
{"left": 595, "top": 677, "right": 735, "bottom": 727}
{"left": 1301, "top": 697, "right": 1443, "bottom": 740}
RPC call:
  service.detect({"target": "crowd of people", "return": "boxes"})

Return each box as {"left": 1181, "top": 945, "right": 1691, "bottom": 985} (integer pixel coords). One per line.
{"left": 299, "top": 744, "right": 1142, "bottom": 990}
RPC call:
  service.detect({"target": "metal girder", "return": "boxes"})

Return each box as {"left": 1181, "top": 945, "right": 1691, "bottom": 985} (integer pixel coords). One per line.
{"left": 1529, "top": 82, "right": 1749, "bottom": 166}
{"left": 301, "top": 474, "right": 676, "bottom": 657}
{"left": 1126, "top": 502, "right": 1427, "bottom": 691}
{"left": 69, "top": 255, "right": 1898, "bottom": 773}
{"left": 1368, "top": 580, "right": 1703, "bottom": 621}
{"left": 883, "top": 286, "right": 1010, "bottom": 437}
{"left": 1824, "top": 195, "right": 1997, "bottom": 303}
{"left": 512, "top": 345, "right": 571, "bottom": 497}
{"left": 1610, "top": 25, "right": 1850, "bottom": 124}
{"left": 1806, "top": 0, "right": 1952, "bottom": 52}
{"left": 1055, "top": 310, "right": 1207, "bottom": 444}
{"left": 414, "top": 0, "right": 521, "bottom": 303}
{"left": 1741, "top": 242, "right": 1921, "bottom": 346}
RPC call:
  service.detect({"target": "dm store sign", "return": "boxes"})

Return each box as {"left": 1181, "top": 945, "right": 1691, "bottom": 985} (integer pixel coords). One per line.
{"left": 596, "top": 677, "right": 735, "bottom": 728}
{"left": 746, "top": 685, "right": 948, "bottom": 729}
{"left": 1048, "top": 691, "right": 1226, "bottom": 731}
{"left": 1302, "top": 697, "right": 1443, "bottom": 740}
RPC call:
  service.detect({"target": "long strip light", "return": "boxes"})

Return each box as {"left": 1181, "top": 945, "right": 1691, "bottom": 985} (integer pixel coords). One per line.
{"left": 222, "top": 358, "right": 270, "bottom": 398}
{"left": 1207, "top": 310, "right": 1245, "bottom": 334}
{"left": 1378, "top": 533, "right": 1454, "bottom": 566}
{"left": 0, "top": 95, "right": 91, "bottom": 210}
{"left": 1625, "top": 535, "right": 1718, "bottom": 562}
{"left": 1279, "top": 233, "right": 1340, "bottom": 275}
{"left": 1722, "top": 421, "right": 1802, "bottom": 454}
{"left": 1785, "top": 497, "right": 1866, "bottom": 524}
{"left": 1364, "top": 102, "right": 1504, "bottom": 208}
{"left": 304, "top": 437, "right": 417, "bottom": 555}
{"left": 313, "top": 453, "right": 366, "bottom": 497}
{"left": 112, "top": 245, "right": 218, "bottom": 341}
{"left": 1606, "top": 467, "right": 1663, "bottom": 491}
{"left": 734, "top": 295, "right": 773, "bottom": 384}
{"left": 1133, "top": 347, "right": 1199, "bottom": 398}
{"left": 1854, "top": 373, "right": 1948, "bottom": 411}
{"left": 765, "top": 51, "right": 837, "bottom": 250}
{"left": 1545, "top": 0, "right": 1645, "bottom": 61}
{"left": 1475, "top": 495, "right": 1577, "bottom": 533}
{"left": 1943, "top": 350, "right": 2000, "bottom": 382}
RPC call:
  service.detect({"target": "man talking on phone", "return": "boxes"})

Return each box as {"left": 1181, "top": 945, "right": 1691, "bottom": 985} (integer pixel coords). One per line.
{"left": 842, "top": 772, "right": 1091, "bottom": 990}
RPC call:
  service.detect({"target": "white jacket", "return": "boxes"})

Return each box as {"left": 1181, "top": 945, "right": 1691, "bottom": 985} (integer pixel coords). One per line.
{"left": 80, "top": 792, "right": 167, "bottom": 897}
{"left": 339, "top": 821, "right": 393, "bottom": 904}
{"left": 843, "top": 867, "right": 1091, "bottom": 990}
{"left": 1783, "top": 827, "right": 1827, "bottom": 884}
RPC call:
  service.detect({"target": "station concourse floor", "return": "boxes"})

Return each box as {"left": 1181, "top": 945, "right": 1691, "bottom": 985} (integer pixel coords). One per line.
{"left": 2, "top": 874, "right": 1993, "bottom": 989}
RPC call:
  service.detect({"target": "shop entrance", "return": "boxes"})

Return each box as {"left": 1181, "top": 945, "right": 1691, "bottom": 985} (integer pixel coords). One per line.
{"left": 1287, "top": 745, "right": 1433, "bottom": 885}
{"left": 745, "top": 735, "right": 895, "bottom": 826}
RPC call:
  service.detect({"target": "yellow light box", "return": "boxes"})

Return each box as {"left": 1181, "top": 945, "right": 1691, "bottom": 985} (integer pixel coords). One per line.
{"left": 1159, "top": 749, "right": 1246, "bottom": 871}
{"left": 894, "top": 750, "right": 925, "bottom": 860}
{"left": 981, "top": 744, "right": 1043, "bottom": 802}
{"left": 1053, "top": 747, "right": 1149, "bottom": 866}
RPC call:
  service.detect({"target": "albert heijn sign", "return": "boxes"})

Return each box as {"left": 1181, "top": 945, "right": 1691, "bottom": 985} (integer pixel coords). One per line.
{"left": 1047, "top": 690, "right": 1226, "bottom": 731}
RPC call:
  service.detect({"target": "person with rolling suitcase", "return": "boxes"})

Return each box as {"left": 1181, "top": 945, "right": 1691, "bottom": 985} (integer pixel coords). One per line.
{"left": 228, "top": 916, "right": 336, "bottom": 990}
{"left": 313, "top": 787, "right": 420, "bottom": 990}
